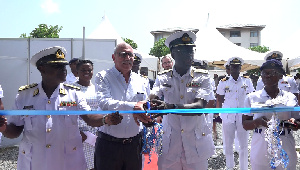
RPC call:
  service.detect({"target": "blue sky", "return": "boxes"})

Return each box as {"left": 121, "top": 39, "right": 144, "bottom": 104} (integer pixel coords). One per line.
{"left": 1, "top": 0, "right": 300, "bottom": 54}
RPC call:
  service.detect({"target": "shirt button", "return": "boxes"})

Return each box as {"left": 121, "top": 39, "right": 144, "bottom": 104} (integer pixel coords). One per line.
{"left": 46, "top": 144, "right": 51, "bottom": 148}
{"left": 48, "top": 100, "right": 51, "bottom": 104}
{"left": 180, "top": 95, "right": 184, "bottom": 99}
{"left": 181, "top": 129, "right": 184, "bottom": 133}
{"left": 181, "top": 79, "right": 184, "bottom": 83}
{"left": 165, "top": 89, "right": 168, "bottom": 91}
{"left": 73, "top": 147, "right": 77, "bottom": 151}
{"left": 46, "top": 128, "right": 51, "bottom": 133}
{"left": 202, "top": 133, "right": 205, "bottom": 136}
{"left": 22, "top": 150, "right": 25, "bottom": 154}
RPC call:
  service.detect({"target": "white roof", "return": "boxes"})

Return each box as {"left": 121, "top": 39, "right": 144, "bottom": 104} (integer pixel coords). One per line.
{"left": 88, "top": 15, "right": 124, "bottom": 44}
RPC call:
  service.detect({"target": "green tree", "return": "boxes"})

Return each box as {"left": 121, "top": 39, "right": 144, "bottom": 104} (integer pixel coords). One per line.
{"left": 247, "top": 45, "right": 270, "bottom": 76}
{"left": 122, "top": 38, "right": 138, "bottom": 49}
{"left": 149, "top": 38, "right": 170, "bottom": 58}
{"left": 248, "top": 45, "right": 269, "bottom": 53}
{"left": 20, "top": 24, "right": 63, "bottom": 38}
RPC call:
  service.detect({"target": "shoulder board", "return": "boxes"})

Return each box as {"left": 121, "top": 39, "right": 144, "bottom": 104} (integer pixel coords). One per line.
{"left": 64, "top": 84, "right": 80, "bottom": 90}
{"left": 193, "top": 68, "right": 208, "bottom": 74}
{"left": 158, "top": 69, "right": 172, "bottom": 75}
{"left": 18, "top": 83, "right": 38, "bottom": 92}
{"left": 286, "top": 74, "right": 293, "bottom": 77}
{"left": 243, "top": 75, "right": 250, "bottom": 78}
{"left": 221, "top": 77, "right": 229, "bottom": 81}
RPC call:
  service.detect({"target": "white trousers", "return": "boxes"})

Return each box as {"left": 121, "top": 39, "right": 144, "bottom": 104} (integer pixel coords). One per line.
{"left": 222, "top": 115, "right": 249, "bottom": 170}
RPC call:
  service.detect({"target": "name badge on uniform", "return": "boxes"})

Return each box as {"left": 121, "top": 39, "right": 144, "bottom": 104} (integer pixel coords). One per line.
{"left": 186, "top": 81, "right": 200, "bottom": 87}
{"left": 162, "top": 83, "right": 171, "bottom": 88}
{"left": 225, "top": 86, "right": 231, "bottom": 93}
{"left": 23, "top": 105, "right": 34, "bottom": 110}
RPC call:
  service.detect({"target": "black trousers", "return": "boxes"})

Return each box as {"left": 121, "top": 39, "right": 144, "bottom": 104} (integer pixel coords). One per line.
{"left": 94, "top": 132, "right": 142, "bottom": 170}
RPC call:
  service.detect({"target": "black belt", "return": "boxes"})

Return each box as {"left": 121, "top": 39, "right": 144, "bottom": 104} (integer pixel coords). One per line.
{"left": 98, "top": 131, "right": 142, "bottom": 144}
{"left": 254, "top": 128, "right": 291, "bottom": 135}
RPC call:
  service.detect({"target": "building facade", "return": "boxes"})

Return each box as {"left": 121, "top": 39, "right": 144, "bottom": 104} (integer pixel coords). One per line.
{"left": 216, "top": 24, "right": 265, "bottom": 49}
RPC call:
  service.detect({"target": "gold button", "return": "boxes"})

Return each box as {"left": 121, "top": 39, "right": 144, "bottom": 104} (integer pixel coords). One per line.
{"left": 165, "top": 89, "right": 168, "bottom": 91}
{"left": 46, "top": 128, "right": 51, "bottom": 133}
{"left": 48, "top": 100, "right": 51, "bottom": 104}
{"left": 181, "top": 79, "right": 184, "bottom": 83}
{"left": 22, "top": 150, "right": 25, "bottom": 154}
{"left": 180, "top": 95, "right": 184, "bottom": 99}
{"left": 26, "top": 115, "right": 29, "bottom": 117}
{"left": 181, "top": 129, "right": 184, "bottom": 133}
{"left": 47, "top": 115, "right": 51, "bottom": 119}
{"left": 46, "top": 144, "right": 51, "bottom": 148}
{"left": 202, "top": 133, "right": 205, "bottom": 136}
{"left": 73, "top": 147, "right": 77, "bottom": 150}
{"left": 192, "top": 90, "right": 195, "bottom": 93}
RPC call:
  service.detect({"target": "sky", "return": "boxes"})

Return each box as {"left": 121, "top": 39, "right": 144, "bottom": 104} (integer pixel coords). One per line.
{"left": 0, "top": 0, "right": 300, "bottom": 55}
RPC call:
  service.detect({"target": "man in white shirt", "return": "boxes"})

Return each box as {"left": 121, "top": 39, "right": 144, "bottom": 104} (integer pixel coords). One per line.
{"left": 216, "top": 57, "right": 255, "bottom": 170}
{"left": 94, "top": 42, "right": 151, "bottom": 170}
{"left": 150, "top": 31, "right": 215, "bottom": 170}
{"left": 0, "top": 46, "right": 91, "bottom": 170}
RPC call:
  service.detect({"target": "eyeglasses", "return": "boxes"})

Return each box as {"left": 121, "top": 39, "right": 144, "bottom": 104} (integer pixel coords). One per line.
{"left": 118, "top": 52, "right": 134, "bottom": 58}
{"left": 162, "top": 61, "right": 172, "bottom": 65}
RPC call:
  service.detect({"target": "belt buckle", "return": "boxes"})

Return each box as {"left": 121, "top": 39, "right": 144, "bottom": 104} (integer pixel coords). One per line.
{"left": 123, "top": 138, "right": 132, "bottom": 144}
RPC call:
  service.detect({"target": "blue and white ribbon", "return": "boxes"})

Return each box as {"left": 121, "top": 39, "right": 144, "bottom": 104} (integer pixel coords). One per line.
{"left": 1, "top": 107, "right": 300, "bottom": 115}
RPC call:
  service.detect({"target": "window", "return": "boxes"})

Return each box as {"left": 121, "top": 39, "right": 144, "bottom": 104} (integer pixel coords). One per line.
{"left": 230, "top": 31, "right": 241, "bottom": 37}
{"left": 250, "top": 30, "right": 258, "bottom": 37}
{"left": 250, "top": 43, "right": 258, "bottom": 47}
{"left": 234, "top": 43, "right": 241, "bottom": 46}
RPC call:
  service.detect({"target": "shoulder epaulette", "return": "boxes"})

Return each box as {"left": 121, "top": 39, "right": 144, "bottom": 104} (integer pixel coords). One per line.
{"left": 18, "top": 83, "right": 38, "bottom": 92}
{"left": 64, "top": 84, "right": 80, "bottom": 90}
{"left": 221, "top": 77, "right": 229, "bottom": 81}
{"left": 158, "top": 69, "right": 172, "bottom": 75}
{"left": 193, "top": 68, "right": 208, "bottom": 74}
{"left": 286, "top": 74, "right": 293, "bottom": 77}
{"left": 243, "top": 75, "right": 250, "bottom": 78}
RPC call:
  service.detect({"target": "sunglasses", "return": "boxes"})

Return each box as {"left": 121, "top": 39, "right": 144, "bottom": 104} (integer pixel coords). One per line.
{"left": 118, "top": 52, "right": 134, "bottom": 58}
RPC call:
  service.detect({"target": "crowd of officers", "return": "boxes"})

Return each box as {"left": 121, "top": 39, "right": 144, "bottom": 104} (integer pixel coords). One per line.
{"left": 0, "top": 30, "right": 300, "bottom": 170}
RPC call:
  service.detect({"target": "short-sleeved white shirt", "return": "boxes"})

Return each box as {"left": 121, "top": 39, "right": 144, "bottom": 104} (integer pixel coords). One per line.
{"left": 95, "top": 66, "right": 150, "bottom": 138}
{"left": 8, "top": 82, "right": 90, "bottom": 170}
{"left": 243, "top": 89, "right": 299, "bottom": 167}
{"left": 216, "top": 76, "right": 255, "bottom": 123}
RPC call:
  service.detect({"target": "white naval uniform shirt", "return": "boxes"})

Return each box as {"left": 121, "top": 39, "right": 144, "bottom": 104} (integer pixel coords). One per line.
{"left": 8, "top": 82, "right": 90, "bottom": 170}
{"left": 256, "top": 75, "right": 299, "bottom": 93}
{"left": 216, "top": 76, "right": 255, "bottom": 123}
{"left": 243, "top": 89, "right": 299, "bottom": 168}
{"left": 151, "top": 67, "right": 215, "bottom": 164}
{"left": 95, "top": 66, "right": 149, "bottom": 138}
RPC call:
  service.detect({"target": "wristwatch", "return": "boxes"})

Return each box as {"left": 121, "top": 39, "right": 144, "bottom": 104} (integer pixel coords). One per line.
{"left": 102, "top": 114, "right": 108, "bottom": 125}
